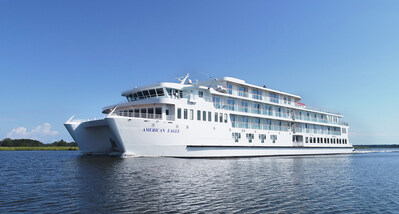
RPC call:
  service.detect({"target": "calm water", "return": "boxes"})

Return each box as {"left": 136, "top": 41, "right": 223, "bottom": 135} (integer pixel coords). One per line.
{"left": 1, "top": 150, "right": 399, "bottom": 213}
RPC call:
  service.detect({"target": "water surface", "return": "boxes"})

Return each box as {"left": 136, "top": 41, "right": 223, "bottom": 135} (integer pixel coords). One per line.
{"left": 1, "top": 150, "right": 399, "bottom": 213}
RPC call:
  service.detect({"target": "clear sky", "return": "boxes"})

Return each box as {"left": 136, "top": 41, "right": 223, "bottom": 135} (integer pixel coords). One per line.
{"left": 1, "top": 0, "right": 398, "bottom": 145}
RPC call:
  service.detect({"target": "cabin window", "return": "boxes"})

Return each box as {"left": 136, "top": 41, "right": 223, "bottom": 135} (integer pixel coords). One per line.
{"left": 203, "top": 111, "right": 206, "bottom": 121}
{"left": 259, "top": 134, "right": 266, "bottom": 143}
{"left": 141, "top": 108, "right": 147, "bottom": 118}
{"left": 342, "top": 128, "right": 347, "bottom": 134}
{"left": 270, "top": 93, "right": 279, "bottom": 103}
{"left": 241, "top": 101, "right": 248, "bottom": 112}
{"left": 198, "top": 91, "right": 204, "bottom": 98}
{"left": 228, "top": 84, "right": 233, "bottom": 94}
{"left": 232, "top": 132, "right": 241, "bottom": 142}
{"left": 215, "top": 113, "right": 218, "bottom": 122}
{"left": 166, "top": 109, "right": 169, "bottom": 116}
{"left": 224, "top": 114, "right": 228, "bottom": 123}
{"left": 184, "top": 109, "right": 188, "bottom": 119}
{"left": 230, "top": 115, "right": 236, "bottom": 127}
{"left": 305, "top": 137, "right": 308, "bottom": 143}
{"left": 155, "top": 107, "right": 162, "bottom": 118}
{"left": 227, "top": 99, "right": 235, "bottom": 110}
{"left": 189, "top": 109, "right": 194, "bottom": 120}
{"left": 177, "top": 108, "right": 182, "bottom": 119}
{"left": 242, "top": 117, "right": 249, "bottom": 128}
{"left": 148, "top": 108, "right": 154, "bottom": 118}
{"left": 134, "top": 109, "right": 139, "bottom": 117}
{"left": 246, "top": 133, "right": 254, "bottom": 143}
{"left": 270, "top": 135, "right": 277, "bottom": 143}
{"left": 219, "top": 113, "right": 223, "bottom": 123}
{"left": 239, "top": 86, "right": 247, "bottom": 97}
{"left": 213, "top": 97, "right": 221, "bottom": 109}
{"left": 197, "top": 110, "right": 201, "bottom": 121}
{"left": 208, "top": 111, "right": 212, "bottom": 122}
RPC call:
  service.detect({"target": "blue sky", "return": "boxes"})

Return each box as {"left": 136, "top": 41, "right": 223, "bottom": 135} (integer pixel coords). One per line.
{"left": 1, "top": 0, "right": 398, "bottom": 144}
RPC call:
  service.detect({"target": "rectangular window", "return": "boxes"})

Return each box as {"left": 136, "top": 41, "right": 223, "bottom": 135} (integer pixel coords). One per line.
{"left": 259, "top": 134, "right": 266, "bottom": 143}
{"left": 190, "top": 109, "right": 194, "bottom": 120}
{"left": 156, "top": 88, "right": 165, "bottom": 97}
{"left": 215, "top": 113, "right": 218, "bottom": 122}
{"left": 246, "top": 133, "right": 254, "bottom": 143}
{"left": 203, "top": 111, "right": 206, "bottom": 121}
{"left": 241, "top": 101, "right": 248, "bottom": 112}
{"left": 230, "top": 115, "right": 236, "bottom": 127}
{"left": 212, "top": 96, "right": 221, "bottom": 109}
{"left": 219, "top": 113, "right": 223, "bottom": 123}
{"left": 270, "top": 93, "right": 279, "bottom": 103}
{"left": 134, "top": 109, "right": 140, "bottom": 117}
{"left": 198, "top": 91, "right": 204, "bottom": 98}
{"left": 232, "top": 132, "right": 241, "bottom": 142}
{"left": 239, "top": 86, "right": 247, "bottom": 97}
{"left": 149, "top": 89, "right": 157, "bottom": 97}
{"left": 208, "top": 111, "right": 212, "bottom": 122}
{"left": 305, "top": 137, "right": 309, "bottom": 143}
{"left": 270, "top": 135, "right": 277, "bottom": 143}
{"left": 141, "top": 108, "right": 147, "bottom": 118}
{"left": 227, "top": 99, "right": 235, "bottom": 111}
{"left": 197, "top": 110, "right": 201, "bottom": 121}
{"left": 184, "top": 109, "right": 188, "bottom": 119}
{"left": 224, "top": 113, "right": 228, "bottom": 123}
{"left": 228, "top": 84, "right": 233, "bottom": 94}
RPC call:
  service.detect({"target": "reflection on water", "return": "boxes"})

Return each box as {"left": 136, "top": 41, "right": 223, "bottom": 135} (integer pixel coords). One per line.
{"left": 1, "top": 151, "right": 399, "bottom": 213}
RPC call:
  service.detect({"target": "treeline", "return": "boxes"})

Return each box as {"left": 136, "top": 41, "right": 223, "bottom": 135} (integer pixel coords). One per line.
{"left": 354, "top": 144, "right": 399, "bottom": 149}
{"left": 0, "top": 138, "right": 77, "bottom": 147}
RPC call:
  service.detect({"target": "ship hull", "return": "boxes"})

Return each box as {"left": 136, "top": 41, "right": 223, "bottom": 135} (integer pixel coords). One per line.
{"left": 65, "top": 116, "right": 354, "bottom": 157}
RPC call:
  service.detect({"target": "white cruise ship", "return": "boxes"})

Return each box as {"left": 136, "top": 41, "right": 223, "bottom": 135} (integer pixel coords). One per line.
{"left": 65, "top": 74, "right": 353, "bottom": 157}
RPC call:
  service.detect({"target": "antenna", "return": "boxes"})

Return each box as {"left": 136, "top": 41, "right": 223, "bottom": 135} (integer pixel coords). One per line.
{"left": 178, "top": 73, "right": 190, "bottom": 85}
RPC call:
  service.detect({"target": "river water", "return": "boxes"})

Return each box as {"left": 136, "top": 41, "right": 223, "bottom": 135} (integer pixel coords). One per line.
{"left": 1, "top": 150, "right": 399, "bottom": 213}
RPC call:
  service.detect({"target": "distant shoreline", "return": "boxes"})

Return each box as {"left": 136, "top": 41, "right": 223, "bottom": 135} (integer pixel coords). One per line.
{"left": 353, "top": 145, "right": 399, "bottom": 149}
{"left": 0, "top": 147, "right": 79, "bottom": 151}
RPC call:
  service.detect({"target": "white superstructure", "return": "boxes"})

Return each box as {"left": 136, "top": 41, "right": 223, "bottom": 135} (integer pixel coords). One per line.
{"left": 65, "top": 75, "right": 353, "bottom": 157}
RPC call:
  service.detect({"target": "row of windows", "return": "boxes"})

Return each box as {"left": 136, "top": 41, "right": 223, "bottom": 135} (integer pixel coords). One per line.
{"left": 305, "top": 137, "right": 348, "bottom": 144}
{"left": 228, "top": 84, "right": 293, "bottom": 105}
{"left": 177, "top": 108, "right": 228, "bottom": 123}
{"left": 127, "top": 88, "right": 165, "bottom": 101}
{"left": 126, "top": 88, "right": 184, "bottom": 102}
{"left": 214, "top": 96, "right": 341, "bottom": 125}
{"left": 232, "top": 133, "right": 278, "bottom": 143}
{"left": 117, "top": 107, "right": 165, "bottom": 118}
